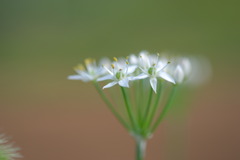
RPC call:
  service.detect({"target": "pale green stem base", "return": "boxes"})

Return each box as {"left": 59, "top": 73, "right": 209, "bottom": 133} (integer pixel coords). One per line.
{"left": 135, "top": 136, "right": 147, "bottom": 160}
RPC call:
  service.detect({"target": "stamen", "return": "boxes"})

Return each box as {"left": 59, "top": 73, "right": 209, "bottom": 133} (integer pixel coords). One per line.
{"left": 156, "top": 53, "right": 160, "bottom": 64}
{"left": 111, "top": 64, "right": 115, "bottom": 69}
{"left": 113, "top": 57, "right": 118, "bottom": 62}
{"left": 84, "top": 58, "right": 93, "bottom": 65}
{"left": 139, "top": 55, "right": 143, "bottom": 65}
{"left": 74, "top": 64, "right": 85, "bottom": 71}
{"left": 160, "top": 61, "right": 171, "bottom": 71}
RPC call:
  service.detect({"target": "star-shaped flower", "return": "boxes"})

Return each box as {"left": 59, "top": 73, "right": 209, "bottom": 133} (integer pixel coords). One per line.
{"left": 165, "top": 57, "right": 192, "bottom": 84}
{"left": 97, "top": 58, "right": 137, "bottom": 89}
{"left": 68, "top": 58, "right": 110, "bottom": 82}
{"left": 133, "top": 54, "right": 175, "bottom": 93}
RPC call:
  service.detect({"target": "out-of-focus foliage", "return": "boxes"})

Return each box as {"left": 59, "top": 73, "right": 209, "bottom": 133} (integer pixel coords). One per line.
{"left": 0, "top": 134, "right": 21, "bottom": 160}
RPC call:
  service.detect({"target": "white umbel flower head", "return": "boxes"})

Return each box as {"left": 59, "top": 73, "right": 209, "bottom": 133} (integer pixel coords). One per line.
{"left": 0, "top": 134, "right": 22, "bottom": 160}
{"left": 68, "top": 58, "right": 111, "bottom": 82}
{"left": 133, "top": 53, "right": 175, "bottom": 93}
{"left": 68, "top": 51, "right": 210, "bottom": 91}
{"left": 97, "top": 57, "right": 137, "bottom": 89}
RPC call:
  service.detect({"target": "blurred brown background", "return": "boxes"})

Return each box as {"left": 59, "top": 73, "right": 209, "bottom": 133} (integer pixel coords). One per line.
{"left": 0, "top": 0, "right": 240, "bottom": 160}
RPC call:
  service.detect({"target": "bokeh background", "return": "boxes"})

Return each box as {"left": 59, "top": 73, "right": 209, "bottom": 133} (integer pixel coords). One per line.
{"left": 0, "top": 0, "right": 240, "bottom": 160}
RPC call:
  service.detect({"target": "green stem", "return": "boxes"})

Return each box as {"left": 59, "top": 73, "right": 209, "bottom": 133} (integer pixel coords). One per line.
{"left": 121, "top": 87, "right": 138, "bottom": 131}
{"left": 151, "top": 86, "right": 177, "bottom": 133}
{"left": 93, "top": 82, "right": 130, "bottom": 130}
{"left": 142, "top": 82, "right": 162, "bottom": 133}
{"left": 141, "top": 88, "right": 153, "bottom": 127}
{"left": 135, "top": 136, "right": 147, "bottom": 160}
{"left": 137, "top": 80, "right": 143, "bottom": 126}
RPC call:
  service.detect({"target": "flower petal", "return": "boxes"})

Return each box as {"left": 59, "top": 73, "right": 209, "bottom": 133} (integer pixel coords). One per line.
{"left": 181, "top": 58, "right": 191, "bottom": 75}
{"left": 118, "top": 79, "right": 129, "bottom": 88}
{"left": 132, "top": 73, "right": 148, "bottom": 80}
{"left": 79, "top": 72, "right": 93, "bottom": 80}
{"left": 129, "top": 54, "right": 138, "bottom": 64}
{"left": 139, "top": 51, "right": 151, "bottom": 67}
{"left": 68, "top": 75, "right": 83, "bottom": 80}
{"left": 97, "top": 75, "right": 113, "bottom": 81}
{"left": 158, "top": 72, "right": 175, "bottom": 84}
{"left": 174, "top": 65, "right": 184, "bottom": 83}
{"left": 126, "top": 65, "right": 137, "bottom": 74}
{"left": 150, "top": 78, "right": 157, "bottom": 93}
{"left": 128, "top": 76, "right": 136, "bottom": 81}
{"left": 103, "top": 81, "right": 118, "bottom": 89}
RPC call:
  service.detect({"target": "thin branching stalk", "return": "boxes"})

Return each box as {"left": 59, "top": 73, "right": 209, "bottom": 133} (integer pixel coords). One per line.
{"left": 142, "top": 81, "right": 162, "bottom": 134}
{"left": 136, "top": 80, "right": 143, "bottom": 126}
{"left": 94, "top": 82, "right": 130, "bottom": 130}
{"left": 121, "top": 87, "right": 139, "bottom": 131}
{"left": 151, "top": 85, "right": 178, "bottom": 133}
{"left": 141, "top": 88, "right": 153, "bottom": 127}
{"left": 138, "top": 79, "right": 147, "bottom": 127}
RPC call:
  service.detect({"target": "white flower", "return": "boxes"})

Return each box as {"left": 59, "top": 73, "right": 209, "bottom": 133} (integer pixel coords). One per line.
{"left": 177, "top": 56, "right": 211, "bottom": 86}
{"left": 68, "top": 58, "right": 110, "bottom": 82}
{"left": 173, "top": 65, "right": 185, "bottom": 83}
{"left": 133, "top": 54, "right": 175, "bottom": 93}
{"left": 129, "top": 51, "right": 149, "bottom": 66}
{"left": 165, "top": 57, "right": 192, "bottom": 84}
{"left": 129, "top": 54, "right": 139, "bottom": 65}
{"left": 97, "top": 58, "right": 137, "bottom": 89}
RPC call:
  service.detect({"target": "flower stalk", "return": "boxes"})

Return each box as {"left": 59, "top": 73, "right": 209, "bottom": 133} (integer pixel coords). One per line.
{"left": 142, "top": 88, "right": 153, "bottom": 127}
{"left": 121, "top": 87, "right": 138, "bottom": 132}
{"left": 93, "top": 82, "right": 130, "bottom": 130}
{"left": 142, "top": 80, "right": 162, "bottom": 132}
{"left": 151, "top": 85, "right": 178, "bottom": 133}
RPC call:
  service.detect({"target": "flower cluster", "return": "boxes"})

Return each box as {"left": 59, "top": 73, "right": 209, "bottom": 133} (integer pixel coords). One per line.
{"left": 68, "top": 51, "right": 195, "bottom": 93}
{"left": 68, "top": 51, "right": 210, "bottom": 160}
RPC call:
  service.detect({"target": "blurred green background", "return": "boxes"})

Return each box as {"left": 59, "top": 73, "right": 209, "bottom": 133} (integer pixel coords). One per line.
{"left": 0, "top": 0, "right": 239, "bottom": 160}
